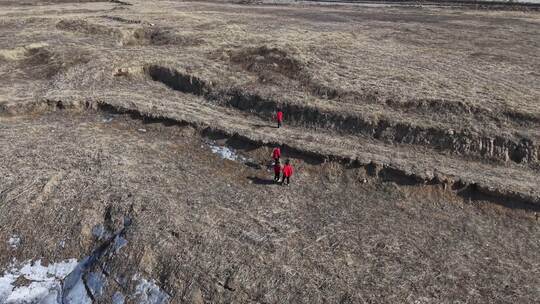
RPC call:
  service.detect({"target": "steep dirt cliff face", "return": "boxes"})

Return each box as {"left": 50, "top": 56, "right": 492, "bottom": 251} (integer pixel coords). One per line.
{"left": 1, "top": 0, "right": 539, "bottom": 303}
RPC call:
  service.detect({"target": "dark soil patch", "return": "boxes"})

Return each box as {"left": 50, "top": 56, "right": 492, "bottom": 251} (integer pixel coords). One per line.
{"left": 144, "top": 64, "right": 540, "bottom": 166}
{"left": 100, "top": 15, "right": 141, "bottom": 24}
{"left": 124, "top": 27, "right": 203, "bottom": 46}
{"left": 229, "top": 46, "right": 307, "bottom": 83}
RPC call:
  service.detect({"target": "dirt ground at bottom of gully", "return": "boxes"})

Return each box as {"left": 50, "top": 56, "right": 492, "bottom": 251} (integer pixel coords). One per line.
{"left": 0, "top": 111, "right": 538, "bottom": 303}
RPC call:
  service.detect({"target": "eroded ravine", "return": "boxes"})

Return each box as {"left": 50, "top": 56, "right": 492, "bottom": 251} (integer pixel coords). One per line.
{"left": 145, "top": 64, "right": 540, "bottom": 166}
{"left": 5, "top": 96, "right": 539, "bottom": 210}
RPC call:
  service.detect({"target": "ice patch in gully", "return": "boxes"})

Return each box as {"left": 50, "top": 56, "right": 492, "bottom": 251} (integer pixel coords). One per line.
{"left": 207, "top": 142, "right": 246, "bottom": 162}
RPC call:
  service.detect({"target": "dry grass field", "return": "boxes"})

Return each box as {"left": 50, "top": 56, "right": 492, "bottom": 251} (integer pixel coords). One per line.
{"left": 0, "top": 0, "right": 539, "bottom": 303}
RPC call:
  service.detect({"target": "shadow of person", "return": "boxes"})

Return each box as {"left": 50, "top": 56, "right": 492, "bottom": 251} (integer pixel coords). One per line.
{"left": 244, "top": 161, "right": 262, "bottom": 170}
{"left": 247, "top": 176, "right": 275, "bottom": 185}
{"left": 250, "top": 123, "right": 269, "bottom": 129}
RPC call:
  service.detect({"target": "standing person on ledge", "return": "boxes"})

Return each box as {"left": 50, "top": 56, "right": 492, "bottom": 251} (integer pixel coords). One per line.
{"left": 276, "top": 108, "right": 283, "bottom": 128}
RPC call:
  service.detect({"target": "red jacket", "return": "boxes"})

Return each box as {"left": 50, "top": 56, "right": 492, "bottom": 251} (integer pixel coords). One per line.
{"left": 273, "top": 164, "right": 281, "bottom": 174}
{"left": 276, "top": 111, "right": 283, "bottom": 122}
{"left": 272, "top": 148, "right": 281, "bottom": 159}
{"left": 283, "top": 164, "right": 293, "bottom": 177}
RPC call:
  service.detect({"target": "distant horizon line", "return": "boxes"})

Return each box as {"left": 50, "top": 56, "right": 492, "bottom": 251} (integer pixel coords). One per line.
{"left": 300, "top": 0, "right": 540, "bottom": 4}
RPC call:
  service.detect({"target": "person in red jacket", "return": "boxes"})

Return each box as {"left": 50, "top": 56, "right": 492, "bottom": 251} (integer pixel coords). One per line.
{"left": 272, "top": 145, "right": 281, "bottom": 161}
{"left": 281, "top": 159, "right": 293, "bottom": 186}
{"left": 273, "top": 159, "right": 281, "bottom": 182}
{"left": 276, "top": 109, "right": 283, "bottom": 128}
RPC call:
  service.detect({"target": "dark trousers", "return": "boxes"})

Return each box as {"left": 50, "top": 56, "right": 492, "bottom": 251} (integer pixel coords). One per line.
{"left": 274, "top": 172, "right": 280, "bottom": 182}
{"left": 277, "top": 120, "right": 282, "bottom": 128}
{"left": 281, "top": 176, "right": 290, "bottom": 185}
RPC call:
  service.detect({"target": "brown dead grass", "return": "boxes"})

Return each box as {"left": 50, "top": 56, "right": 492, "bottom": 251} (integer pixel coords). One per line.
{"left": 0, "top": 111, "right": 538, "bottom": 303}
{"left": 1, "top": 1, "right": 539, "bottom": 302}
{"left": 56, "top": 18, "right": 120, "bottom": 38}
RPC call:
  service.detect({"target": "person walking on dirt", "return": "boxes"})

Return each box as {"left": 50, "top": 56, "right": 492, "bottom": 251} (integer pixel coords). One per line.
{"left": 273, "top": 159, "right": 282, "bottom": 183}
{"left": 272, "top": 145, "right": 281, "bottom": 162}
{"left": 281, "top": 159, "right": 293, "bottom": 186}
{"left": 276, "top": 109, "right": 283, "bottom": 128}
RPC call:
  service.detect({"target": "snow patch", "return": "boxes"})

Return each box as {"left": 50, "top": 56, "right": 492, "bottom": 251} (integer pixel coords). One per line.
{"left": 86, "top": 272, "right": 106, "bottom": 298}
{"left": 133, "top": 275, "right": 170, "bottom": 304}
{"left": 63, "top": 277, "right": 91, "bottom": 304}
{"left": 113, "top": 235, "right": 128, "bottom": 253}
{"left": 1, "top": 257, "right": 168, "bottom": 303}
{"left": 208, "top": 143, "right": 247, "bottom": 162}
{"left": 112, "top": 291, "right": 125, "bottom": 304}
{"left": 0, "top": 259, "right": 82, "bottom": 304}
{"left": 7, "top": 236, "right": 20, "bottom": 249}
{"left": 210, "top": 144, "right": 239, "bottom": 161}
{"left": 91, "top": 224, "right": 106, "bottom": 240}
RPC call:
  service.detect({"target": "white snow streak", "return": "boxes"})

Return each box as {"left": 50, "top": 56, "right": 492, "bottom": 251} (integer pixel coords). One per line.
{"left": 209, "top": 144, "right": 243, "bottom": 161}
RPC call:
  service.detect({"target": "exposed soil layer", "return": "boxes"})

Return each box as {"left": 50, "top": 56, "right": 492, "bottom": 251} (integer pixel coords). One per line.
{"left": 230, "top": 46, "right": 307, "bottom": 82}
{"left": 90, "top": 103, "right": 540, "bottom": 210}
{"left": 146, "top": 65, "right": 540, "bottom": 165}
{"left": 228, "top": 45, "right": 540, "bottom": 128}
{"left": 11, "top": 96, "right": 538, "bottom": 209}
{"left": 122, "top": 27, "right": 203, "bottom": 46}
